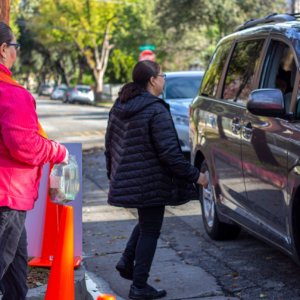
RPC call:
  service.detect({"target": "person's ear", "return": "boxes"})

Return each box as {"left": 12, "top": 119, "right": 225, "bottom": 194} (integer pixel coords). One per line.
{"left": 149, "top": 76, "right": 156, "bottom": 86}
{"left": 0, "top": 43, "right": 7, "bottom": 60}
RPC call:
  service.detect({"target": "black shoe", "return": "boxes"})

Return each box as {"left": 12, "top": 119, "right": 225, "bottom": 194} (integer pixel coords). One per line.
{"left": 115, "top": 256, "right": 133, "bottom": 280}
{"left": 129, "top": 284, "right": 167, "bottom": 299}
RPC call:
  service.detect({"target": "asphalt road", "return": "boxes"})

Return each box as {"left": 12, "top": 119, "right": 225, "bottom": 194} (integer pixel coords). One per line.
{"left": 37, "top": 96, "right": 300, "bottom": 300}
{"left": 36, "top": 97, "right": 110, "bottom": 149}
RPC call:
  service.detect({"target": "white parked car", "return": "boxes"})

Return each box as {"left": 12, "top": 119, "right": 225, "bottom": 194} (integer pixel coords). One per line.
{"left": 163, "top": 71, "right": 204, "bottom": 154}
{"left": 69, "top": 85, "right": 95, "bottom": 104}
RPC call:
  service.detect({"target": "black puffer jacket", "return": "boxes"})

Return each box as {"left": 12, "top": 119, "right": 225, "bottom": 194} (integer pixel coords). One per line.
{"left": 105, "top": 91, "right": 200, "bottom": 208}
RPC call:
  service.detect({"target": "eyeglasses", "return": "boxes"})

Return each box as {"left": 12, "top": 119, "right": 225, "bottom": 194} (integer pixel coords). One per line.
{"left": 7, "top": 42, "right": 20, "bottom": 50}
{"left": 157, "top": 73, "right": 166, "bottom": 79}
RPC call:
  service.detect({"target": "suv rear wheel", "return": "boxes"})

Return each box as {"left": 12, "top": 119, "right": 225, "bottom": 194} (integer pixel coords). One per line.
{"left": 200, "top": 161, "right": 240, "bottom": 240}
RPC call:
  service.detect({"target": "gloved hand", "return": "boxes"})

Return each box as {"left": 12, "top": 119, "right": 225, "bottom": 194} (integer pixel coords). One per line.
{"left": 197, "top": 172, "right": 208, "bottom": 188}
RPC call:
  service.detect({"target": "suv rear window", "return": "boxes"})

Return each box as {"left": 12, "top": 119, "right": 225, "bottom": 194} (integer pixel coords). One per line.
{"left": 200, "top": 42, "right": 232, "bottom": 98}
{"left": 222, "top": 39, "right": 265, "bottom": 104}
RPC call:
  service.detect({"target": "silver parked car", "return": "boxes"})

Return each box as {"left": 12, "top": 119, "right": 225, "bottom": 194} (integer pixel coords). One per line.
{"left": 50, "top": 84, "right": 68, "bottom": 100}
{"left": 163, "top": 71, "right": 204, "bottom": 153}
{"left": 38, "top": 83, "right": 54, "bottom": 96}
{"left": 69, "top": 85, "right": 95, "bottom": 104}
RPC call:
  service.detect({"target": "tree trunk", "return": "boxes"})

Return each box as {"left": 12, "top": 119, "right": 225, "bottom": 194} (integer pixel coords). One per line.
{"left": 70, "top": 19, "right": 114, "bottom": 97}
{"left": 0, "top": 0, "right": 10, "bottom": 24}
{"left": 93, "top": 21, "right": 114, "bottom": 94}
{"left": 55, "top": 60, "right": 69, "bottom": 85}
{"left": 94, "top": 69, "right": 105, "bottom": 100}
{"left": 96, "top": 71, "right": 104, "bottom": 92}
{"left": 77, "top": 56, "right": 86, "bottom": 84}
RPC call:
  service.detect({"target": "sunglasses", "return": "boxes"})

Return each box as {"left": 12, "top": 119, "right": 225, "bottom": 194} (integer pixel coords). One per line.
{"left": 7, "top": 42, "right": 20, "bottom": 50}
{"left": 157, "top": 73, "right": 166, "bottom": 79}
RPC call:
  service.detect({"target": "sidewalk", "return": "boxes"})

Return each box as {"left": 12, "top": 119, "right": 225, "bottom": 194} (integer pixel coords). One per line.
{"left": 82, "top": 148, "right": 239, "bottom": 300}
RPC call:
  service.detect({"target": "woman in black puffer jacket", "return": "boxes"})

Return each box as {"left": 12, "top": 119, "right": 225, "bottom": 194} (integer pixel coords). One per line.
{"left": 105, "top": 60, "right": 207, "bottom": 300}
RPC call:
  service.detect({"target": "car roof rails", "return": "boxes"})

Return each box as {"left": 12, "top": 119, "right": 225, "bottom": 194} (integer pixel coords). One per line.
{"left": 235, "top": 13, "right": 300, "bottom": 32}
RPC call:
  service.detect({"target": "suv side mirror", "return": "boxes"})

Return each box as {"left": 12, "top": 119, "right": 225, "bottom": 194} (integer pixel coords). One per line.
{"left": 247, "top": 88, "right": 285, "bottom": 117}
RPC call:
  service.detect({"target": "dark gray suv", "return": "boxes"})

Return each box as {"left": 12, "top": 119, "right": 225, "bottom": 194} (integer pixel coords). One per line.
{"left": 189, "top": 13, "right": 300, "bottom": 263}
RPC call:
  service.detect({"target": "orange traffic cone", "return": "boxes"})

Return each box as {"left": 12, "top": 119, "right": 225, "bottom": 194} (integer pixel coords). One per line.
{"left": 45, "top": 205, "right": 74, "bottom": 300}
{"left": 97, "top": 294, "right": 116, "bottom": 300}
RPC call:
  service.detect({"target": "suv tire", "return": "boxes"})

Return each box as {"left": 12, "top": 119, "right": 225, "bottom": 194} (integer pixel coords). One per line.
{"left": 200, "top": 161, "right": 240, "bottom": 240}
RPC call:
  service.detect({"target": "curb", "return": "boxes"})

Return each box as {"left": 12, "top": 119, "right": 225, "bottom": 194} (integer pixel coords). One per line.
{"left": 85, "top": 271, "right": 125, "bottom": 300}
{"left": 23, "top": 265, "right": 93, "bottom": 300}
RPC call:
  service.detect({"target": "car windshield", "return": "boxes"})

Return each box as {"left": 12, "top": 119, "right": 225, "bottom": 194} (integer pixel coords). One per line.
{"left": 165, "top": 76, "right": 202, "bottom": 99}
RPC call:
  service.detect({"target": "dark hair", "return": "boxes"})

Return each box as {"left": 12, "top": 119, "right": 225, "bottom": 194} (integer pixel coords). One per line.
{"left": 0, "top": 22, "right": 13, "bottom": 46}
{"left": 119, "top": 60, "right": 160, "bottom": 102}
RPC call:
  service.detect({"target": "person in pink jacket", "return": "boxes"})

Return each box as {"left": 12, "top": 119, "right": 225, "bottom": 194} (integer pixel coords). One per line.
{"left": 0, "top": 22, "right": 68, "bottom": 300}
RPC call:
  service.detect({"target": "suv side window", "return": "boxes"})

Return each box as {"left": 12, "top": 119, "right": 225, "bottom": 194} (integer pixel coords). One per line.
{"left": 200, "top": 42, "right": 232, "bottom": 98}
{"left": 260, "top": 40, "right": 296, "bottom": 113}
{"left": 222, "top": 39, "right": 265, "bottom": 105}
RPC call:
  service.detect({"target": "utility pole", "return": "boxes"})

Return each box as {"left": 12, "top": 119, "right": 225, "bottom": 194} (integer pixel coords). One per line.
{"left": 0, "top": 0, "right": 10, "bottom": 24}
{"left": 291, "top": 0, "right": 296, "bottom": 13}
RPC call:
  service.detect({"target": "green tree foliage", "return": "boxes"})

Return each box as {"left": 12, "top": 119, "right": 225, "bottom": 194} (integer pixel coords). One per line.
{"left": 10, "top": 0, "right": 292, "bottom": 88}
{"left": 12, "top": 0, "right": 165, "bottom": 88}
{"left": 10, "top": 0, "right": 20, "bottom": 37}
{"left": 157, "top": 0, "right": 287, "bottom": 38}
{"left": 156, "top": 0, "right": 287, "bottom": 69}
{"left": 9, "top": 0, "right": 66, "bottom": 88}
{"left": 27, "top": 0, "right": 118, "bottom": 93}
{"left": 106, "top": 0, "right": 164, "bottom": 83}
{"left": 26, "top": 0, "right": 162, "bottom": 94}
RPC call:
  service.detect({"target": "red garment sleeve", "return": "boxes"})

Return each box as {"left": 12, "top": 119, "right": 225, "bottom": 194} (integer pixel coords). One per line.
{"left": 1, "top": 88, "right": 66, "bottom": 166}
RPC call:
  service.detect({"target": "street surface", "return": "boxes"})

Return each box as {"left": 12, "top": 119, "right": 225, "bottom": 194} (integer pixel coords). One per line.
{"left": 36, "top": 97, "right": 109, "bottom": 149}
{"left": 37, "top": 97, "right": 300, "bottom": 300}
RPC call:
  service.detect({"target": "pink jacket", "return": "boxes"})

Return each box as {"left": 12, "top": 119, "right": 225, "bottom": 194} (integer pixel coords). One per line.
{"left": 0, "top": 64, "right": 67, "bottom": 210}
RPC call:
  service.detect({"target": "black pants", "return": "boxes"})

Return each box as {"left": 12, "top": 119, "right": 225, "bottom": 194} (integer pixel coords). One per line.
{"left": 123, "top": 206, "right": 165, "bottom": 288}
{"left": 0, "top": 208, "right": 28, "bottom": 300}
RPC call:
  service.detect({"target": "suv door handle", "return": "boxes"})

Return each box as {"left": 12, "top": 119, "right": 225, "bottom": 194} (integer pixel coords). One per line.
{"left": 242, "top": 122, "right": 252, "bottom": 140}
{"left": 231, "top": 118, "right": 241, "bottom": 134}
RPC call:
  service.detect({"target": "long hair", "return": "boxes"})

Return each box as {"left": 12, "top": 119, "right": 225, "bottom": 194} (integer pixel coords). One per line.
{"left": 0, "top": 22, "right": 13, "bottom": 46}
{"left": 119, "top": 60, "right": 160, "bottom": 102}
